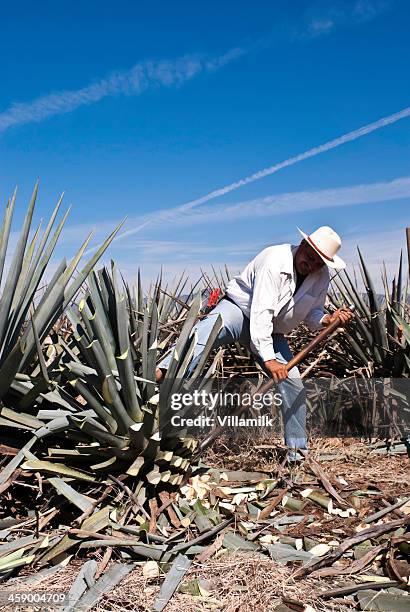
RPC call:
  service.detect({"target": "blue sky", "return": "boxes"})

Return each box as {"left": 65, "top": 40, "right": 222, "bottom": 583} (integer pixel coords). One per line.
{"left": 0, "top": 0, "right": 409, "bottom": 288}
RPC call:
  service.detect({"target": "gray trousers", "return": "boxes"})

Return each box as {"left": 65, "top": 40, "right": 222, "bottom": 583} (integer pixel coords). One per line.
{"left": 158, "top": 298, "right": 307, "bottom": 450}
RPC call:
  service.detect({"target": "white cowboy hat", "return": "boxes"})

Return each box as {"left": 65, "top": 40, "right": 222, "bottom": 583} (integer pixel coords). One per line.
{"left": 297, "top": 226, "right": 346, "bottom": 270}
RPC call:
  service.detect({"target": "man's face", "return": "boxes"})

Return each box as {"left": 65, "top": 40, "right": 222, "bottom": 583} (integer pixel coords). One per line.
{"left": 294, "top": 240, "right": 325, "bottom": 276}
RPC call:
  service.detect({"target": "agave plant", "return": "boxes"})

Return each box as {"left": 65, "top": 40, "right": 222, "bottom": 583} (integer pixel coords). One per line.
{"left": 329, "top": 249, "right": 409, "bottom": 377}
{"left": 57, "top": 264, "right": 221, "bottom": 460}
{"left": 0, "top": 183, "right": 123, "bottom": 467}
{"left": 6, "top": 264, "right": 221, "bottom": 488}
{"left": 0, "top": 265, "right": 224, "bottom": 566}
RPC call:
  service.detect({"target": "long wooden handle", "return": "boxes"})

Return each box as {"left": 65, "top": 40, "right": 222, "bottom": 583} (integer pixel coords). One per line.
{"left": 198, "top": 306, "right": 354, "bottom": 454}
{"left": 256, "top": 314, "right": 346, "bottom": 396}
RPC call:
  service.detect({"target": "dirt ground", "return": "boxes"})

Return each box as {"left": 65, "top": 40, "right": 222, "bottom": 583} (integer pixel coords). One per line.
{"left": 2, "top": 437, "right": 409, "bottom": 612}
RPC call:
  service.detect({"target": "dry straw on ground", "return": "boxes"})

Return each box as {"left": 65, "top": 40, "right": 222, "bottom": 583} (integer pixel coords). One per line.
{"left": 2, "top": 438, "right": 408, "bottom": 612}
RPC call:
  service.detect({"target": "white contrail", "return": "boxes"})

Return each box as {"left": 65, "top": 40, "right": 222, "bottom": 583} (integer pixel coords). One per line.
{"left": 178, "top": 105, "right": 410, "bottom": 212}
{"left": 79, "top": 174, "right": 410, "bottom": 253}
{"left": 116, "top": 104, "right": 410, "bottom": 241}
{"left": 156, "top": 175, "right": 410, "bottom": 227}
{"left": 83, "top": 104, "right": 410, "bottom": 257}
{"left": 0, "top": 47, "right": 244, "bottom": 133}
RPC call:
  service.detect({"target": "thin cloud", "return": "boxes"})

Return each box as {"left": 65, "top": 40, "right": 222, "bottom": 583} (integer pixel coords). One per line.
{"left": 0, "top": 48, "right": 245, "bottom": 134}
{"left": 299, "top": 0, "right": 391, "bottom": 39}
{"left": 353, "top": 0, "right": 392, "bottom": 22}
{"left": 163, "top": 175, "right": 410, "bottom": 226}
{"left": 308, "top": 19, "right": 335, "bottom": 36}
{"left": 0, "top": 2, "right": 388, "bottom": 135}
{"left": 81, "top": 173, "right": 410, "bottom": 262}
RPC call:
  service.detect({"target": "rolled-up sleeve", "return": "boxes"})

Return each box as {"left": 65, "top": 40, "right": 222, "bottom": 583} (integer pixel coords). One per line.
{"left": 249, "top": 266, "right": 281, "bottom": 362}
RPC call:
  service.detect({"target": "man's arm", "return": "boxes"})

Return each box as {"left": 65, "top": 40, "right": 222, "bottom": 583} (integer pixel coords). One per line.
{"left": 249, "top": 265, "right": 288, "bottom": 383}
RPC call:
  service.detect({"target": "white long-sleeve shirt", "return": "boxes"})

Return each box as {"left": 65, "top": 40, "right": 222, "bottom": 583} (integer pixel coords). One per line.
{"left": 225, "top": 244, "right": 329, "bottom": 362}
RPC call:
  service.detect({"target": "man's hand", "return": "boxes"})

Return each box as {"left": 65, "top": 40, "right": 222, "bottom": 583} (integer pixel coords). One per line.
{"left": 264, "top": 359, "right": 288, "bottom": 383}
{"left": 322, "top": 307, "right": 354, "bottom": 326}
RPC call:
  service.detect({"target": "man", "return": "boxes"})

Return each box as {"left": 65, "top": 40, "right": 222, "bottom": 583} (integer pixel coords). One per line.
{"left": 156, "top": 226, "right": 353, "bottom": 456}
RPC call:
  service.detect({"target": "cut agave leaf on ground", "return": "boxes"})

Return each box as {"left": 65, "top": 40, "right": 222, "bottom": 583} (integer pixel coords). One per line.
{"left": 73, "top": 562, "right": 136, "bottom": 612}
{"left": 63, "top": 559, "right": 97, "bottom": 612}
{"left": 222, "top": 532, "right": 260, "bottom": 552}
{"left": 0, "top": 551, "right": 35, "bottom": 573}
{"left": 153, "top": 554, "right": 192, "bottom": 612}
{"left": 48, "top": 478, "right": 95, "bottom": 513}
{"left": 357, "top": 589, "right": 410, "bottom": 611}
{"left": 265, "top": 543, "right": 314, "bottom": 565}
{"left": 0, "top": 535, "right": 40, "bottom": 557}
{"left": 0, "top": 436, "right": 37, "bottom": 486}
{"left": 39, "top": 507, "right": 113, "bottom": 566}
{"left": 21, "top": 459, "right": 100, "bottom": 482}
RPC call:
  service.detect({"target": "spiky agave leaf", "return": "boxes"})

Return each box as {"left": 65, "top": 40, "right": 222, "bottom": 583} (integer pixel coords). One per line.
{"left": 331, "top": 249, "right": 409, "bottom": 376}
{"left": 0, "top": 185, "right": 124, "bottom": 401}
